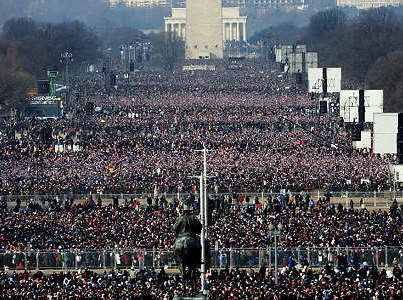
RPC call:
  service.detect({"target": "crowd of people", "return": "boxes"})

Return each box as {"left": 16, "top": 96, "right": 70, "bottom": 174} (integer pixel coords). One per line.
{"left": 0, "top": 61, "right": 402, "bottom": 298}
{"left": 0, "top": 261, "right": 401, "bottom": 299}
{"left": 0, "top": 194, "right": 401, "bottom": 252}
{"left": 0, "top": 64, "right": 394, "bottom": 195}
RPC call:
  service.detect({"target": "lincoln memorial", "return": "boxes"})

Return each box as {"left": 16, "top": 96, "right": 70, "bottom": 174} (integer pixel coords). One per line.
{"left": 164, "top": 7, "right": 248, "bottom": 43}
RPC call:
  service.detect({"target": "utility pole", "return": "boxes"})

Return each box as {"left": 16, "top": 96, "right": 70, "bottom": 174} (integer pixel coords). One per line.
{"left": 199, "top": 173, "right": 206, "bottom": 294}
{"left": 203, "top": 143, "right": 208, "bottom": 228}
{"left": 189, "top": 172, "right": 207, "bottom": 295}
{"left": 195, "top": 143, "right": 211, "bottom": 296}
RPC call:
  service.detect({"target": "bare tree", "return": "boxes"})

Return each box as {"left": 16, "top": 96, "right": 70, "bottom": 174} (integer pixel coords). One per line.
{"left": 151, "top": 32, "right": 184, "bottom": 72}
{"left": 308, "top": 8, "right": 347, "bottom": 40}
{"left": 2, "top": 18, "right": 102, "bottom": 77}
{"left": 0, "top": 42, "right": 35, "bottom": 113}
{"left": 365, "top": 50, "right": 403, "bottom": 112}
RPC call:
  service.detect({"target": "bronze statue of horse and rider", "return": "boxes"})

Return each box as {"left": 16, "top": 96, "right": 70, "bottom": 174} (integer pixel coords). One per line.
{"left": 173, "top": 204, "right": 202, "bottom": 283}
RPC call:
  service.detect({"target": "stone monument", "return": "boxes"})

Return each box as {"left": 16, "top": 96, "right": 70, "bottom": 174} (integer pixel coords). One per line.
{"left": 185, "top": 0, "right": 223, "bottom": 59}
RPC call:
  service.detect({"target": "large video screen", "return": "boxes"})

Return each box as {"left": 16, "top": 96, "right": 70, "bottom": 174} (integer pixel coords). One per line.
{"left": 25, "top": 103, "right": 61, "bottom": 119}
{"left": 308, "top": 67, "right": 341, "bottom": 93}
{"left": 340, "top": 90, "right": 383, "bottom": 123}
{"left": 373, "top": 113, "right": 398, "bottom": 154}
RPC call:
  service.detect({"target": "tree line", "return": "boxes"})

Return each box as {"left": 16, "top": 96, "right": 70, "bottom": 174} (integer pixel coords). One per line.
{"left": 0, "top": 17, "right": 184, "bottom": 111}
{"left": 0, "top": 18, "right": 103, "bottom": 111}
{"left": 308, "top": 7, "right": 403, "bottom": 112}
{"left": 2, "top": 7, "right": 402, "bottom": 112}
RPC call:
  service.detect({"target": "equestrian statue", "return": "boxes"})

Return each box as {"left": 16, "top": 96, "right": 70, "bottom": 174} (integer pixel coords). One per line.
{"left": 173, "top": 204, "right": 202, "bottom": 282}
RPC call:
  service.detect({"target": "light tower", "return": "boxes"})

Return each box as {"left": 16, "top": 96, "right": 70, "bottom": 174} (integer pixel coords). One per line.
{"left": 47, "top": 70, "right": 58, "bottom": 97}
{"left": 59, "top": 52, "right": 73, "bottom": 87}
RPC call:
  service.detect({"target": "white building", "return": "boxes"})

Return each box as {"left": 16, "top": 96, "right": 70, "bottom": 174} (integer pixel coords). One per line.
{"left": 337, "top": 0, "right": 403, "bottom": 9}
{"left": 108, "top": 0, "right": 170, "bottom": 7}
{"left": 109, "top": 0, "right": 306, "bottom": 8}
{"left": 164, "top": 7, "right": 247, "bottom": 42}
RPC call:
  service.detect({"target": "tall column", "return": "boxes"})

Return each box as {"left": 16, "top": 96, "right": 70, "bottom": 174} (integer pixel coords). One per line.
{"left": 174, "top": 23, "right": 179, "bottom": 36}
{"left": 243, "top": 21, "right": 247, "bottom": 42}
{"left": 165, "top": 22, "right": 168, "bottom": 33}
{"left": 181, "top": 23, "right": 186, "bottom": 39}
{"left": 222, "top": 23, "right": 226, "bottom": 41}
{"left": 236, "top": 22, "right": 240, "bottom": 41}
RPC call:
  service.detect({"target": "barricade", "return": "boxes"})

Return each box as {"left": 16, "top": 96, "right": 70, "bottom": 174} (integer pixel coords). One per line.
{"left": 1, "top": 246, "right": 401, "bottom": 270}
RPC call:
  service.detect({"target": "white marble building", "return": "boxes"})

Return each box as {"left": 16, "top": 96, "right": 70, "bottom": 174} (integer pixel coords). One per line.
{"left": 164, "top": 7, "right": 247, "bottom": 42}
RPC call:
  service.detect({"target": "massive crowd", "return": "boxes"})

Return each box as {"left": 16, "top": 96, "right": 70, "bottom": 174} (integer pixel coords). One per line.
{"left": 0, "top": 62, "right": 402, "bottom": 298}
{"left": 0, "top": 261, "right": 401, "bottom": 299}
{"left": 0, "top": 195, "right": 401, "bottom": 251}
{"left": 0, "top": 65, "right": 394, "bottom": 195}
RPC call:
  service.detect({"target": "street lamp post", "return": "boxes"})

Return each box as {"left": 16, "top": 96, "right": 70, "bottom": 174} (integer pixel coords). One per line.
{"left": 60, "top": 52, "right": 73, "bottom": 87}
{"left": 195, "top": 143, "right": 211, "bottom": 296}
{"left": 269, "top": 222, "right": 283, "bottom": 285}
{"left": 199, "top": 173, "right": 206, "bottom": 294}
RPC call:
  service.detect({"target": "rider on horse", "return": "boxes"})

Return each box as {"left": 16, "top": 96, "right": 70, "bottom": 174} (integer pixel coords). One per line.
{"left": 173, "top": 204, "right": 202, "bottom": 271}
